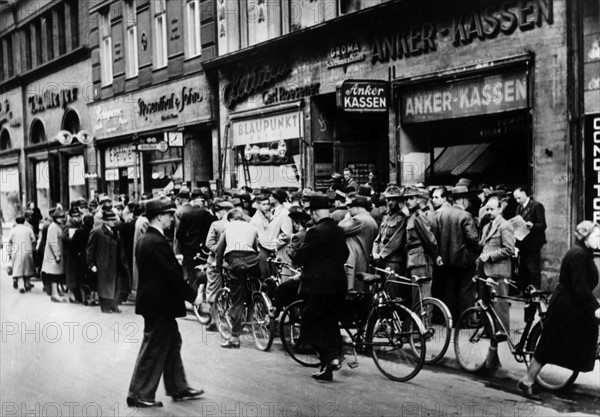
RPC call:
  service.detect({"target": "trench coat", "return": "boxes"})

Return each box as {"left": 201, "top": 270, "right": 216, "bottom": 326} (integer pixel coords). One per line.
{"left": 41, "top": 222, "right": 65, "bottom": 275}
{"left": 87, "top": 224, "right": 127, "bottom": 300}
{"left": 8, "top": 224, "right": 36, "bottom": 277}
{"left": 534, "top": 241, "right": 600, "bottom": 372}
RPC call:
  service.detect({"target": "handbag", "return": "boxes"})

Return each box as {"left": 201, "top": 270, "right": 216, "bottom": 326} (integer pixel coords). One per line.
{"left": 6, "top": 265, "right": 13, "bottom": 276}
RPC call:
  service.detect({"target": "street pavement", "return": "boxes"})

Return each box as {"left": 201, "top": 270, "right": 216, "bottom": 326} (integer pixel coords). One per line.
{"left": 0, "top": 242, "right": 598, "bottom": 416}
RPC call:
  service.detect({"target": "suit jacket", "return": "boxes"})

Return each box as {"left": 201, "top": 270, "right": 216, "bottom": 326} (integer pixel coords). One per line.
{"left": 516, "top": 198, "right": 547, "bottom": 250}
{"left": 339, "top": 212, "right": 379, "bottom": 288}
{"left": 480, "top": 216, "right": 515, "bottom": 279}
{"left": 135, "top": 227, "right": 197, "bottom": 318}
{"left": 173, "top": 202, "right": 194, "bottom": 255}
{"left": 176, "top": 206, "right": 216, "bottom": 260}
{"left": 293, "top": 217, "right": 349, "bottom": 296}
{"left": 435, "top": 204, "right": 479, "bottom": 268}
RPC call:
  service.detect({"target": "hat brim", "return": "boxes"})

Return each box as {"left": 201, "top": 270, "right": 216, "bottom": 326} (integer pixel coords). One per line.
{"left": 289, "top": 212, "right": 310, "bottom": 221}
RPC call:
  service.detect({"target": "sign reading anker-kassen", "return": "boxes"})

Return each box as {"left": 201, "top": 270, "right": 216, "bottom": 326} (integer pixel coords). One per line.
{"left": 585, "top": 113, "right": 600, "bottom": 225}
{"left": 337, "top": 80, "right": 388, "bottom": 113}
{"left": 401, "top": 69, "right": 529, "bottom": 123}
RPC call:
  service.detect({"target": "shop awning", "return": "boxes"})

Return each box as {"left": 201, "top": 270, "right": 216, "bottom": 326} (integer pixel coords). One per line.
{"left": 431, "top": 143, "right": 491, "bottom": 176}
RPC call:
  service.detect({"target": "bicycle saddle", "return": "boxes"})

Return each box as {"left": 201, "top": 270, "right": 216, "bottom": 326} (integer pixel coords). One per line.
{"left": 356, "top": 273, "right": 381, "bottom": 285}
{"left": 413, "top": 276, "right": 432, "bottom": 285}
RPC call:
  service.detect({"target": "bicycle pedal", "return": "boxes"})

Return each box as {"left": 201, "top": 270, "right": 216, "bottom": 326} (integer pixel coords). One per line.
{"left": 347, "top": 361, "right": 359, "bottom": 369}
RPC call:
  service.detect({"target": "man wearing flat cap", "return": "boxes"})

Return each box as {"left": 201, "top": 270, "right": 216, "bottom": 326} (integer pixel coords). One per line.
{"left": 372, "top": 185, "right": 409, "bottom": 299}
{"left": 292, "top": 195, "right": 349, "bottom": 382}
{"left": 87, "top": 210, "right": 128, "bottom": 313}
{"left": 435, "top": 185, "right": 479, "bottom": 321}
{"left": 128, "top": 197, "right": 203, "bottom": 408}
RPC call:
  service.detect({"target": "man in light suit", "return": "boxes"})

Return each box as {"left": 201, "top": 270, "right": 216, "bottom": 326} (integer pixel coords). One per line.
{"left": 478, "top": 196, "right": 515, "bottom": 333}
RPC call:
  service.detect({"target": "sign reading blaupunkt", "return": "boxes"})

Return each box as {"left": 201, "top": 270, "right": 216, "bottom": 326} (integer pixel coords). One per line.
{"left": 337, "top": 80, "right": 388, "bottom": 112}
{"left": 585, "top": 113, "right": 600, "bottom": 225}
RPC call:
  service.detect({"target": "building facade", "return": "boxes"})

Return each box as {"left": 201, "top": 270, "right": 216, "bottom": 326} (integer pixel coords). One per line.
{"left": 1, "top": 0, "right": 93, "bottom": 220}
{"left": 87, "top": 0, "right": 218, "bottom": 201}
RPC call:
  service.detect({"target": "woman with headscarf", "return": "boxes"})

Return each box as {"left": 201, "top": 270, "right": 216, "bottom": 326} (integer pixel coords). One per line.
{"left": 518, "top": 220, "right": 600, "bottom": 399}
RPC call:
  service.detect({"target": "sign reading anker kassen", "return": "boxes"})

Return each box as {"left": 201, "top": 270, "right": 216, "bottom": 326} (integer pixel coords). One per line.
{"left": 337, "top": 80, "right": 389, "bottom": 112}
{"left": 400, "top": 69, "right": 529, "bottom": 123}
{"left": 585, "top": 113, "right": 600, "bottom": 225}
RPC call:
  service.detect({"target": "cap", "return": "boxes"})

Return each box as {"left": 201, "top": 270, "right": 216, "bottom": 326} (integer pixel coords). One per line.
{"left": 288, "top": 206, "right": 310, "bottom": 222}
{"left": 451, "top": 185, "right": 471, "bottom": 198}
{"left": 271, "top": 188, "right": 288, "bottom": 204}
{"left": 178, "top": 187, "right": 191, "bottom": 199}
{"left": 102, "top": 210, "right": 117, "bottom": 221}
{"left": 309, "top": 195, "right": 330, "bottom": 210}
{"left": 68, "top": 207, "right": 82, "bottom": 216}
{"left": 346, "top": 195, "right": 372, "bottom": 209}
{"left": 402, "top": 187, "right": 420, "bottom": 198}
{"left": 145, "top": 196, "right": 176, "bottom": 218}
{"left": 383, "top": 185, "right": 404, "bottom": 199}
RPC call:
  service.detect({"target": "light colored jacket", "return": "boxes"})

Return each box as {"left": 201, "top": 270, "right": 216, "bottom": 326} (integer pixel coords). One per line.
{"left": 8, "top": 224, "right": 36, "bottom": 277}
{"left": 480, "top": 216, "right": 515, "bottom": 279}
{"left": 42, "top": 221, "right": 64, "bottom": 275}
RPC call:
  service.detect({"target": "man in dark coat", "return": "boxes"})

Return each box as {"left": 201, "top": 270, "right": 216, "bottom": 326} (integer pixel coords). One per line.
{"left": 435, "top": 185, "right": 479, "bottom": 321}
{"left": 63, "top": 207, "right": 83, "bottom": 302}
{"left": 176, "top": 188, "right": 216, "bottom": 282}
{"left": 127, "top": 196, "right": 203, "bottom": 408}
{"left": 292, "top": 195, "right": 349, "bottom": 382}
{"left": 514, "top": 187, "right": 547, "bottom": 290}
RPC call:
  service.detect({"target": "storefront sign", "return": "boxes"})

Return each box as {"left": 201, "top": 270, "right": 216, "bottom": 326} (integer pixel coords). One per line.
{"left": 401, "top": 69, "right": 529, "bottom": 123}
{"left": 326, "top": 41, "right": 365, "bottom": 69}
{"left": 138, "top": 136, "right": 169, "bottom": 152}
{"left": 105, "top": 144, "right": 136, "bottom": 169}
{"left": 232, "top": 111, "right": 303, "bottom": 146}
{"left": 223, "top": 63, "right": 291, "bottom": 109}
{"left": 138, "top": 86, "right": 204, "bottom": 121}
{"left": 0, "top": 99, "right": 22, "bottom": 128}
{"left": 94, "top": 107, "right": 130, "bottom": 133}
{"left": 28, "top": 85, "right": 78, "bottom": 114}
{"left": 337, "top": 80, "right": 388, "bottom": 112}
{"left": 585, "top": 113, "right": 600, "bottom": 224}
{"left": 263, "top": 83, "right": 320, "bottom": 106}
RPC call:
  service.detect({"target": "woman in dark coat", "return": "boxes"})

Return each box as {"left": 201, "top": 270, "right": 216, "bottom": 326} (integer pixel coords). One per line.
{"left": 518, "top": 220, "right": 600, "bottom": 398}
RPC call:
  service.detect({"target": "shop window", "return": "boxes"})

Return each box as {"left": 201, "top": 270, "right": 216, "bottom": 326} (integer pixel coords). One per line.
{"left": 99, "top": 10, "right": 113, "bottom": 86}
{"left": 339, "top": 0, "right": 390, "bottom": 15}
{"left": 0, "top": 166, "right": 20, "bottom": 224}
{"left": 124, "top": 0, "right": 139, "bottom": 78}
{"left": 145, "top": 147, "right": 183, "bottom": 194}
{"left": 154, "top": 0, "right": 168, "bottom": 68}
{"left": 45, "top": 12, "right": 54, "bottom": 61}
{"left": 0, "top": 129, "right": 11, "bottom": 150}
{"left": 30, "top": 119, "right": 46, "bottom": 144}
{"left": 35, "top": 160, "right": 50, "bottom": 216}
{"left": 62, "top": 109, "right": 81, "bottom": 134}
{"left": 69, "top": 0, "right": 79, "bottom": 49}
{"left": 186, "top": 0, "right": 202, "bottom": 58}
{"left": 57, "top": 5, "right": 66, "bottom": 55}
{"left": 68, "top": 155, "right": 86, "bottom": 202}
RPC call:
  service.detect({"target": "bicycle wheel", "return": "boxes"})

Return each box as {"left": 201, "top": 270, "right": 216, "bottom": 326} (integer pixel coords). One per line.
{"left": 412, "top": 298, "right": 452, "bottom": 365}
{"left": 279, "top": 300, "right": 320, "bottom": 367}
{"left": 454, "top": 307, "right": 494, "bottom": 372}
{"left": 525, "top": 322, "right": 579, "bottom": 390}
{"left": 367, "top": 303, "right": 426, "bottom": 382}
{"left": 214, "top": 288, "right": 232, "bottom": 340}
{"left": 251, "top": 292, "right": 274, "bottom": 351}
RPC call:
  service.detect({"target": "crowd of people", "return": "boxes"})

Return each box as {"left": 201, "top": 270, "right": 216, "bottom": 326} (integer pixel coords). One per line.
{"left": 2, "top": 167, "right": 599, "bottom": 402}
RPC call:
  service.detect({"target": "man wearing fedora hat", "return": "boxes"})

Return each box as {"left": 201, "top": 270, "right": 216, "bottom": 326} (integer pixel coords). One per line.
{"left": 372, "top": 185, "right": 408, "bottom": 299}
{"left": 339, "top": 193, "right": 378, "bottom": 292}
{"left": 128, "top": 196, "right": 203, "bottom": 408}
{"left": 435, "top": 185, "right": 480, "bottom": 321}
{"left": 292, "top": 195, "right": 349, "bottom": 381}
{"left": 42, "top": 207, "right": 67, "bottom": 302}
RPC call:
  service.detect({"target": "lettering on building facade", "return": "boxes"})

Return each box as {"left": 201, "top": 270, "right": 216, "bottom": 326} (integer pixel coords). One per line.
{"left": 223, "top": 63, "right": 291, "bottom": 109}
{"left": 28, "top": 86, "right": 79, "bottom": 114}
{"left": 138, "top": 86, "right": 204, "bottom": 120}
{"left": 585, "top": 113, "right": 600, "bottom": 225}
{"left": 263, "top": 83, "right": 320, "bottom": 106}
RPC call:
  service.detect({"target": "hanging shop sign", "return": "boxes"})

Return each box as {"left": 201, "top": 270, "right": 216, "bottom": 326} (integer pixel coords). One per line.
{"left": 326, "top": 41, "right": 365, "bottom": 69}
{"left": 232, "top": 111, "right": 303, "bottom": 146}
{"left": 336, "top": 80, "right": 389, "bottom": 113}
{"left": 137, "top": 135, "right": 169, "bottom": 152}
{"left": 55, "top": 130, "right": 74, "bottom": 145}
{"left": 76, "top": 130, "right": 94, "bottom": 145}
{"left": 223, "top": 63, "right": 291, "bottom": 109}
{"left": 400, "top": 69, "right": 529, "bottom": 123}
{"left": 105, "top": 144, "right": 136, "bottom": 169}
{"left": 585, "top": 113, "right": 600, "bottom": 225}
{"left": 263, "top": 83, "right": 320, "bottom": 106}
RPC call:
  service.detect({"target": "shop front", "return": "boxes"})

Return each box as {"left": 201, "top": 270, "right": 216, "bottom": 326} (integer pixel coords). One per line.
{"left": 0, "top": 88, "right": 24, "bottom": 224}
{"left": 23, "top": 60, "right": 94, "bottom": 215}
{"left": 88, "top": 74, "right": 214, "bottom": 200}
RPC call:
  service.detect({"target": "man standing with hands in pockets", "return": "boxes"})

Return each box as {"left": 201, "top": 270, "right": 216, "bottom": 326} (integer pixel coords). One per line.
{"left": 127, "top": 196, "right": 204, "bottom": 408}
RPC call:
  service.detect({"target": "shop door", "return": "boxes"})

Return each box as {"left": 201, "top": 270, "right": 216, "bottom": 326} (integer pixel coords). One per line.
{"left": 335, "top": 142, "right": 380, "bottom": 187}
{"left": 119, "top": 168, "right": 129, "bottom": 197}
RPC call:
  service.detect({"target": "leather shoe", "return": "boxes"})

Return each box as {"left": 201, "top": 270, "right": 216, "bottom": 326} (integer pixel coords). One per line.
{"left": 171, "top": 388, "right": 204, "bottom": 402}
{"left": 220, "top": 339, "right": 240, "bottom": 349}
{"left": 111, "top": 307, "right": 122, "bottom": 313}
{"left": 206, "top": 323, "right": 218, "bottom": 332}
{"left": 517, "top": 381, "right": 540, "bottom": 401}
{"left": 311, "top": 369, "right": 333, "bottom": 381}
{"left": 126, "top": 397, "right": 163, "bottom": 408}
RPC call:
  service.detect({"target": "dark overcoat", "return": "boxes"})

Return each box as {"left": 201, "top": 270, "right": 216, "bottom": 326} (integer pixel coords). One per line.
{"left": 176, "top": 206, "right": 216, "bottom": 260}
{"left": 63, "top": 219, "right": 84, "bottom": 288}
{"left": 293, "top": 217, "right": 349, "bottom": 296}
{"left": 516, "top": 199, "right": 547, "bottom": 250}
{"left": 135, "top": 227, "right": 197, "bottom": 318}
{"left": 535, "top": 241, "right": 600, "bottom": 372}
{"left": 87, "top": 224, "right": 126, "bottom": 300}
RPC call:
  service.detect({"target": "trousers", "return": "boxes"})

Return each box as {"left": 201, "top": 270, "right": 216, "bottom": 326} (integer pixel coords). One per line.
{"left": 128, "top": 317, "right": 189, "bottom": 400}
{"left": 438, "top": 265, "right": 476, "bottom": 322}
{"left": 301, "top": 294, "right": 344, "bottom": 365}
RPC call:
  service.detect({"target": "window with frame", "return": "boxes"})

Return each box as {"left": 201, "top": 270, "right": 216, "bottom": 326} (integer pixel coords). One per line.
{"left": 247, "top": 0, "right": 282, "bottom": 46}
{"left": 99, "top": 10, "right": 113, "bottom": 86}
{"left": 0, "top": 39, "right": 4, "bottom": 81}
{"left": 124, "top": 0, "right": 139, "bottom": 78}
{"left": 34, "top": 19, "right": 42, "bottom": 64}
{"left": 24, "top": 26, "right": 32, "bottom": 70}
{"left": 69, "top": 1, "right": 79, "bottom": 48}
{"left": 154, "top": 0, "right": 168, "bottom": 68}
{"left": 57, "top": 5, "right": 66, "bottom": 55}
{"left": 338, "top": 0, "right": 390, "bottom": 15}
{"left": 45, "top": 13, "right": 54, "bottom": 61}
{"left": 186, "top": 0, "right": 202, "bottom": 58}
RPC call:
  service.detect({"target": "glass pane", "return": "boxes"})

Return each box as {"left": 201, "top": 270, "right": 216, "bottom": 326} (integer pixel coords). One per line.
{"left": 36, "top": 161, "right": 50, "bottom": 189}
{"left": 68, "top": 155, "right": 85, "bottom": 186}
{"left": 290, "top": 0, "right": 322, "bottom": 32}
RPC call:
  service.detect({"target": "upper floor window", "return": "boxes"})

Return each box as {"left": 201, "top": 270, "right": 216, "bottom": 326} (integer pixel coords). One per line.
{"left": 289, "top": 0, "right": 335, "bottom": 32}
{"left": 186, "top": 0, "right": 202, "bottom": 58}
{"left": 44, "top": 13, "right": 54, "bottom": 61}
{"left": 99, "top": 10, "right": 113, "bottom": 86}
{"left": 34, "top": 20, "right": 43, "bottom": 65}
{"left": 154, "top": 0, "right": 168, "bottom": 68}
{"left": 69, "top": 1, "right": 79, "bottom": 48}
{"left": 339, "top": 0, "right": 390, "bottom": 15}
{"left": 24, "top": 27, "right": 32, "bottom": 70}
{"left": 124, "top": 0, "right": 139, "bottom": 78}
{"left": 0, "top": 39, "right": 4, "bottom": 81}
{"left": 57, "top": 5, "right": 66, "bottom": 55}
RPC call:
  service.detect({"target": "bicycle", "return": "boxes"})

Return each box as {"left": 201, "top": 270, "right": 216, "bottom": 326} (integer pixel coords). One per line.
{"left": 280, "top": 269, "right": 427, "bottom": 382}
{"left": 373, "top": 267, "right": 453, "bottom": 365}
{"left": 213, "top": 265, "right": 272, "bottom": 351}
{"left": 453, "top": 277, "right": 580, "bottom": 390}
